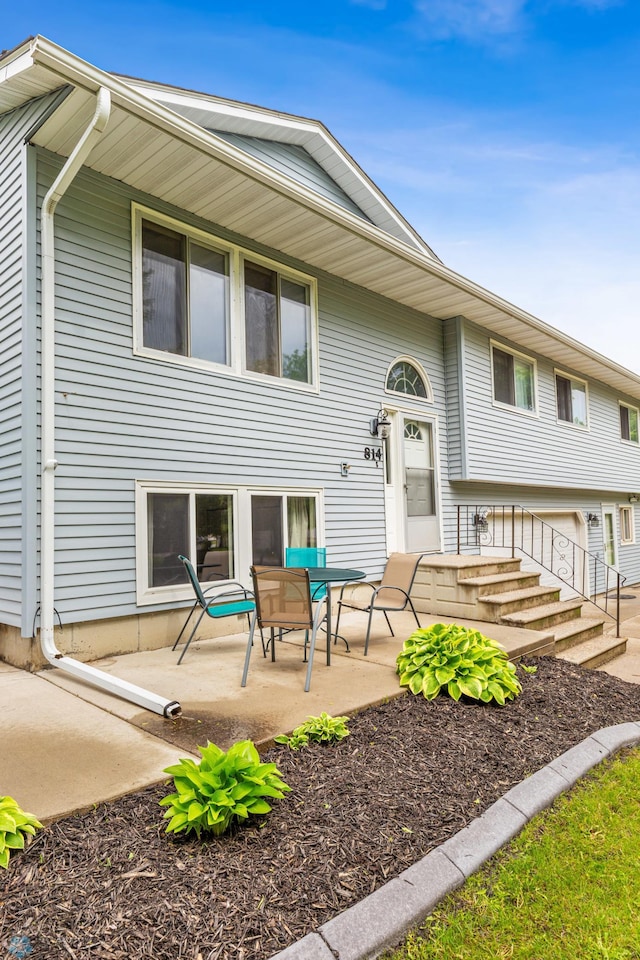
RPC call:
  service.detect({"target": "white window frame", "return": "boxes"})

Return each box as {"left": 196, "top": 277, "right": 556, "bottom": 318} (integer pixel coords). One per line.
{"left": 132, "top": 203, "right": 319, "bottom": 392}
{"left": 384, "top": 356, "right": 434, "bottom": 403}
{"left": 619, "top": 505, "right": 635, "bottom": 545}
{"left": 619, "top": 401, "right": 640, "bottom": 445}
{"left": 135, "top": 480, "right": 324, "bottom": 605}
{"left": 239, "top": 250, "right": 320, "bottom": 388}
{"left": 554, "top": 369, "right": 589, "bottom": 430}
{"left": 490, "top": 341, "right": 538, "bottom": 417}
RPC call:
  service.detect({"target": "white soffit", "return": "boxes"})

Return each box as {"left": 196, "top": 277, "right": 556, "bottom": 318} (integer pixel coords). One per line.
{"left": 2, "top": 36, "right": 640, "bottom": 400}
{"left": 119, "top": 76, "right": 435, "bottom": 257}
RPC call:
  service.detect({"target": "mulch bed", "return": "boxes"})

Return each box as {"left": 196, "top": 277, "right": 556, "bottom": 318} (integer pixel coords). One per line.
{"left": 2, "top": 656, "right": 640, "bottom": 960}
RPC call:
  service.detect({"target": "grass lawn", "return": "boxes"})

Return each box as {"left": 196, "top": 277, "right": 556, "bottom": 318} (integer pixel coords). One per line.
{"left": 388, "top": 748, "right": 640, "bottom": 960}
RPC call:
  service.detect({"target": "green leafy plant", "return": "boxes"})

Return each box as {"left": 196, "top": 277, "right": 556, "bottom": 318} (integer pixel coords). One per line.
{"left": 159, "top": 739, "right": 290, "bottom": 838}
{"left": 0, "top": 796, "right": 42, "bottom": 869}
{"left": 396, "top": 623, "right": 522, "bottom": 705}
{"left": 275, "top": 712, "right": 350, "bottom": 750}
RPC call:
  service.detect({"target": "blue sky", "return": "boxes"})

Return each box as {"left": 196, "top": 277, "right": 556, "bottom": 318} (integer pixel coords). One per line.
{"left": 3, "top": 1, "right": 640, "bottom": 370}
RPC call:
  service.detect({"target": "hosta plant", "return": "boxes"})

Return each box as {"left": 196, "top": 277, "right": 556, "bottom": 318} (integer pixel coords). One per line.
{"left": 396, "top": 623, "right": 522, "bottom": 705}
{"left": 160, "top": 739, "right": 290, "bottom": 838}
{"left": 275, "top": 712, "right": 350, "bottom": 750}
{"left": 0, "top": 796, "right": 42, "bottom": 869}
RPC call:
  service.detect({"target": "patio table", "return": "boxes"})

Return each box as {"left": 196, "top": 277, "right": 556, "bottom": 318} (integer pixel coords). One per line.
{"left": 304, "top": 567, "right": 365, "bottom": 665}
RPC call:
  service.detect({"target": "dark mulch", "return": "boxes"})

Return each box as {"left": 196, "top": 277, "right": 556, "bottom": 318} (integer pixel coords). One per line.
{"left": 3, "top": 656, "right": 640, "bottom": 960}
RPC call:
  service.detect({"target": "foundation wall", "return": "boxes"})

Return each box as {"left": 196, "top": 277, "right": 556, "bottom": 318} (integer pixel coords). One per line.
{"left": 0, "top": 608, "right": 250, "bottom": 670}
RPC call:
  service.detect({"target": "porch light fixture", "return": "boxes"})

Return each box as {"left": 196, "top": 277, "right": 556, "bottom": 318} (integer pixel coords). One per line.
{"left": 586, "top": 512, "right": 600, "bottom": 527}
{"left": 369, "top": 407, "right": 391, "bottom": 440}
{"left": 473, "top": 511, "right": 489, "bottom": 532}
{"left": 629, "top": 495, "right": 639, "bottom": 504}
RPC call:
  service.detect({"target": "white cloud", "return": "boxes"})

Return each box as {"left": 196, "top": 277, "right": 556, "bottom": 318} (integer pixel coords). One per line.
{"left": 413, "top": 0, "right": 527, "bottom": 39}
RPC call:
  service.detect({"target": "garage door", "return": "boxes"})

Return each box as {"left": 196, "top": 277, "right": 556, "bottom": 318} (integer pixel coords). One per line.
{"left": 482, "top": 510, "right": 587, "bottom": 600}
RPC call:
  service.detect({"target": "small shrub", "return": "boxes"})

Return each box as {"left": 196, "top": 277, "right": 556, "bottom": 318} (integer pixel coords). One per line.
{"left": 396, "top": 623, "right": 522, "bottom": 705}
{"left": 275, "top": 712, "right": 350, "bottom": 750}
{"left": 160, "top": 739, "right": 290, "bottom": 838}
{"left": 0, "top": 796, "right": 42, "bottom": 869}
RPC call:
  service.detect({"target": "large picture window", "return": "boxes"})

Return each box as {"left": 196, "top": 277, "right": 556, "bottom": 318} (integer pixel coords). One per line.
{"left": 134, "top": 205, "right": 317, "bottom": 388}
{"left": 491, "top": 344, "right": 536, "bottom": 413}
{"left": 137, "top": 483, "right": 321, "bottom": 603}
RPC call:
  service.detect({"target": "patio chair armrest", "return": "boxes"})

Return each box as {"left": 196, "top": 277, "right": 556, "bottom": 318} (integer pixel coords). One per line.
{"left": 337, "top": 580, "right": 376, "bottom": 603}
{"left": 370, "top": 584, "right": 410, "bottom": 608}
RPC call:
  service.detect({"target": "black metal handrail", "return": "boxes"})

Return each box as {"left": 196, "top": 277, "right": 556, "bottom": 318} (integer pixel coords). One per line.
{"left": 456, "top": 504, "right": 624, "bottom": 636}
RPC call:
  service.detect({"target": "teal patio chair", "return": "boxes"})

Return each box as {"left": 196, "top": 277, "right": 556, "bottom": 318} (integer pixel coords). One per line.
{"left": 285, "top": 546, "right": 327, "bottom": 601}
{"left": 173, "top": 555, "right": 255, "bottom": 665}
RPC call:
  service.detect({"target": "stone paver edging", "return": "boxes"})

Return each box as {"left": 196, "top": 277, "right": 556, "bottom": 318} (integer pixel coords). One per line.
{"left": 269, "top": 721, "right": 640, "bottom": 960}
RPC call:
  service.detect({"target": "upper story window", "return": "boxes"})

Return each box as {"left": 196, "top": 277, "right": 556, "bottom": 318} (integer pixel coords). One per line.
{"left": 244, "top": 261, "right": 312, "bottom": 383}
{"left": 142, "top": 220, "right": 230, "bottom": 365}
{"left": 385, "top": 358, "right": 432, "bottom": 401}
{"left": 134, "top": 205, "right": 317, "bottom": 389}
{"left": 620, "top": 402, "right": 639, "bottom": 444}
{"left": 491, "top": 343, "right": 536, "bottom": 414}
{"left": 555, "top": 371, "right": 588, "bottom": 428}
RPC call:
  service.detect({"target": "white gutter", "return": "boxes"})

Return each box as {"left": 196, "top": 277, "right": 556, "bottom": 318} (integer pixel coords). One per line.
{"left": 39, "top": 86, "right": 181, "bottom": 719}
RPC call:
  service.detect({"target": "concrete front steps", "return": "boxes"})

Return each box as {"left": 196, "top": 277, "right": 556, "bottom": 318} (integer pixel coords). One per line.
{"left": 413, "top": 554, "right": 626, "bottom": 668}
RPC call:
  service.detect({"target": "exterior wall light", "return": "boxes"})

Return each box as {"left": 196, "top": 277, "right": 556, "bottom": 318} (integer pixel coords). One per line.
{"left": 369, "top": 408, "right": 391, "bottom": 440}
{"left": 629, "top": 495, "right": 639, "bottom": 504}
{"left": 586, "top": 512, "right": 600, "bottom": 527}
{"left": 473, "top": 511, "right": 489, "bottom": 532}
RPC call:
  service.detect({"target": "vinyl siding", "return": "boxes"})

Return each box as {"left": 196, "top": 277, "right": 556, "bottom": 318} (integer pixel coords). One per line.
{"left": 37, "top": 152, "right": 445, "bottom": 624}
{"left": 0, "top": 95, "right": 57, "bottom": 628}
{"left": 460, "top": 320, "right": 640, "bottom": 491}
{"left": 209, "top": 131, "right": 371, "bottom": 221}
{"left": 443, "top": 316, "right": 464, "bottom": 480}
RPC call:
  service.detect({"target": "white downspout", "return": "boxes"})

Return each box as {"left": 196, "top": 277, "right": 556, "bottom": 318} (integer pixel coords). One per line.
{"left": 40, "top": 87, "right": 180, "bottom": 719}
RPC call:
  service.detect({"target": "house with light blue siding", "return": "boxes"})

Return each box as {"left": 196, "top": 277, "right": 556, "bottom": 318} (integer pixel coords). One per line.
{"left": 2, "top": 35, "right": 640, "bottom": 673}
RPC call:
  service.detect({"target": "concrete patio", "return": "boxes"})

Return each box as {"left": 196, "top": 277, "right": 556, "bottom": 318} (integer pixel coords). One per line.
{"left": 4, "top": 609, "right": 554, "bottom": 822}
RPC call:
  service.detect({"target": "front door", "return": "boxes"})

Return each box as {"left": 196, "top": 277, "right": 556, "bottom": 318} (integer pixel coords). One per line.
{"left": 400, "top": 416, "right": 440, "bottom": 553}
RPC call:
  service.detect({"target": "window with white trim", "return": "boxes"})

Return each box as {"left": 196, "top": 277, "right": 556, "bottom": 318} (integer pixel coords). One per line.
{"left": 137, "top": 483, "right": 321, "bottom": 603}
{"left": 251, "top": 493, "right": 318, "bottom": 565}
{"left": 555, "top": 371, "right": 588, "bottom": 428}
{"left": 146, "top": 490, "right": 236, "bottom": 589}
{"left": 491, "top": 343, "right": 536, "bottom": 413}
{"left": 134, "top": 205, "right": 317, "bottom": 387}
{"left": 620, "top": 505, "right": 635, "bottom": 545}
{"left": 385, "top": 358, "right": 432, "bottom": 401}
{"left": 244, "top": 261, "right": 312, "bottom": 383}
{"left": 620, "top": 402, "right": 639, "bottom": 444}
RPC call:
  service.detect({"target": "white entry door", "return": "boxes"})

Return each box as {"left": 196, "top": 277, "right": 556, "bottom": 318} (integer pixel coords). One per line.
{"left": 402, "top": 417, "right": 440, "bottom": 553}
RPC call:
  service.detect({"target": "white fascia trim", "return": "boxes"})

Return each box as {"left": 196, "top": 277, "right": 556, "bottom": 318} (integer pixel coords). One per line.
{"left": 21, "top": 36, "right": 640, "bottom": 398}
{"left": 119, "top": 77, "right": 435, "bottom": 257}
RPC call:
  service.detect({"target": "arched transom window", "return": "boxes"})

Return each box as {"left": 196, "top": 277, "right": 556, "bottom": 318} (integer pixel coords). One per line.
{"left": 386, "top": 358, "right": 432, "bottom": 400}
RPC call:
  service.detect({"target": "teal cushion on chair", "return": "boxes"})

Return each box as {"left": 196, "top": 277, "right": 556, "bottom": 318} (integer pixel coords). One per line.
{"left": 208, "top": 600, "right": 255, "bottom": 618}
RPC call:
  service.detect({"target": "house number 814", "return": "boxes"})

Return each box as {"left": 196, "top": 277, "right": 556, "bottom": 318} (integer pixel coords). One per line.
{"left": 363, "top": 446, "right": 383, "bottom": 462}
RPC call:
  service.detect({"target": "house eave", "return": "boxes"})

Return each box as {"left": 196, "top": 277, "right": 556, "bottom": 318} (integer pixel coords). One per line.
{"left": 3, "top": 35, "right": 640, "bottom": 401}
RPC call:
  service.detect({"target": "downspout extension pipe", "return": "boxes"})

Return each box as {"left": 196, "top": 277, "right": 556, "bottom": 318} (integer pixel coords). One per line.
{"left": 39, "top": 87, "right": 181, "bottom": 720}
